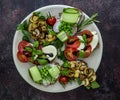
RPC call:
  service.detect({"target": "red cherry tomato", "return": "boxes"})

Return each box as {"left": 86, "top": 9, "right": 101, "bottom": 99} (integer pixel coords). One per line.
{"left": 59, "top": 76, "right": 68, "bottom": 84}
{"left": 80, "top": 30, "right": 93, "bottom": 43}
{"left": 18, "top": 40, "right": 32, "bottom": 53}
{"left": 64, "top": 47, "right": 78, "bottom": 61}
{"left": 17, "top": 51, "right": 30, "bottom": 63}
{"left": 46, "top": 17, "right": 56, "bottom": 26}
{"left": 84, "top": 45, "right": 92, "bottom": 58}
{"left": 66, "top": 36, "right": 80, "bottom": 49}
{"left": 38, "top": 45, "right": 42, "bottom": 50}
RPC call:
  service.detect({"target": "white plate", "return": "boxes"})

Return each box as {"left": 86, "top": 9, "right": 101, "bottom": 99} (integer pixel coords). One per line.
{"left": 13, "top": 5, "right": 103, "bottom": 93}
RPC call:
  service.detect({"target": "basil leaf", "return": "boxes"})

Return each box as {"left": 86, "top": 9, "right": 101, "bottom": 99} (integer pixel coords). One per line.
{"left": 52, "top": 39, "right": 63, "bottom": 49}
{"left": 30, "top": 56, "right": 35, "bottom": 63}
{"left": 57, "top": 50, "right": 66, "bottom": 62}
{"left": 35, "top": 50, "right": 43, "bottom": 55}
{"left": 25, "top": 46, "right": 32, "bottom": 52}
{"left": 17, "top": 24, "right": 24, "bottom": 30}
{"left": 79, "top": 51, "right": 86, "bottom": 58}
{"left": 17, "top": 20, "right": 28, "bottom": 30}
{"left": 91, "top": 81, "right": 100, "bottom": 89}
{"left": 61, "top": 70, "right": 69, "bottom": 76}
{"left": 43, "top": 41, "right": 51, "bottom": 46}
{"left": 62, "top": 61, "right": 70, "bottom": 68}
{"left": 23, "top": 20, "right": 28, "bottom": 30}
{"left": 33, "top": 41, "right": 39, "bottom": 48}
{"left": 39, "top": 15, "right": 46, "bottom": 21}
{"left": 75, "top": 78, "right": 82, "bottom": 85}
{"left": 37, "top": 59, "right": 48, "bottom": 65}
{"left": 32, "top": 49, "right": 43, "bottom": 56}
{"left": 39, "top": 55, "right": 47, "bottom": 59}
{"left": 22, "top": 36, "right": 29, "bottom": 42}
{"left": 22, "top": 30, "right": 31, "bottom": 39}
{"left": 33, "top": 11, "right": 40, "bottom": 16}
{"left": 80, "top": 39, "right": 85, "bottom": 43}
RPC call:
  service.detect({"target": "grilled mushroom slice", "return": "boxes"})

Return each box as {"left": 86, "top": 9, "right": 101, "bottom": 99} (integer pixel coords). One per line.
{"left": 69, "top": 61, "right": 76, "bottom": 68}
{"left": 89, "top": 74, "right": 96, "bottom": 82}
{"left": 46, "top": 34, "right": 56, "bottom": 42}
{"left": 88, "top": 68, "right": 94, "bottom": 78}
{"left": 83, "top": 78, "right": 89, "bottom": 86}
{"left": 28, "top": 23, "right": 33, "bottom": 32}
{"left": 74, "top": 70, "right": 80, "bottom": 78}
{"left": 30, "top": 15, "right": 39, "bottom": 23}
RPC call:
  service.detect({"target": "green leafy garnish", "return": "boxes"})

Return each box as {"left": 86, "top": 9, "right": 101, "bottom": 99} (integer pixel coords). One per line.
{"left": 47, "top": 25, "right": 56, "bottom": 35}
{"left": 57, "top": 50, "right": 66, "bottom": 62}
{"left": 75, "top": 78, "right": 82, "bottom": 85}
{"left": 77, "top": 13, "right": 99, "bottom": 32}
{"left": 33, "top": 11, "right": 41, "bottom": 16}
{"left": 33, "top": 11, "right": 46, "bottom": 20}
{"left": 17, "top": 20, "right": 28, "bottom": 30}
{"left": 61, "top": 70, "right": 69, "bottom": 76}
{"left": 37, "top": 59, "right": 48, "bottom": 65}
{"left": 79, "top": 34, "right": 88, "bottom": 46}
{"left": 91, "top": 81, "right": 100, "bottom": 89}
{"left": 33, "top": 41, "right": 39, "bottom": 48}
{"left": 43, "top": 41, "right": 51, "bottom": 46}
{"left": 86, "top": 81, "right": 100, "bottom": 89}
{"left": 79, "top": 50, "right": 86, "bottom": 58}
{"left": 62, "top": 61, "right": 70, "bottom": 68}
{"left": 17, "top": 20, "right": 31, "bottom": 42}
{"left": 25, "top": 46, "right": 32, "bottom": 52}
{"left": 22, "top": 30, "right": 31, "bottom": 41}
{"left": 52, "top": 39, "right": 63, "bottom": 49}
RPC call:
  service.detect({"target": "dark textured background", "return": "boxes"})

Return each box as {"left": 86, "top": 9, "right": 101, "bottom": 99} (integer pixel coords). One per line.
{"left": 0, "top": 0, "right": 120, "bottom": 100}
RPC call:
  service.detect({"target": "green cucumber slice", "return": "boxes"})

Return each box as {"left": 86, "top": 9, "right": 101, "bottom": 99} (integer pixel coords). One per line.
{"left": 61, "top": 12, "right": 80, "bottom": 23}
{"left": 63, "top": 8, "right": 79, "bottom": 14}
{"left": 61, "top": 8, "right": 80, "bottom": 23}
{"left": 29, "top": 66, "right": 42, "bottom": 83}
{"left": 57, "top": 31, "right": 68, "bottom": 42}
{"left": 48, "top": 66, "right": 60, "bottom": 79}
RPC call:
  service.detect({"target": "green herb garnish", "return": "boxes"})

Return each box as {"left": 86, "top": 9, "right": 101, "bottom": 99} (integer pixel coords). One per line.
{"left": 91, "top": 81, "right": 100, "bottom": 89}
{"left": 25, "top": 46, "right": 33, "bottom": 52}
{"left": 57, "top": 50, "right": 66, "bottom": 62}
{"left": 61, "top": 70, "right": 69, "bottom": 76}
{"left": 78, "top": 50, "right": 86, "bottom": 58}
{"left": 17, "top": 20, "right": 32, "bottom": 42}
{"left": 77, "top": 13, "right": 99, "bottom": 32}
{"left": 62, "top": 61, "right": 70, "bottom": 68}
{"left": 75, "top": 78, "right": 82, "bottom": 85}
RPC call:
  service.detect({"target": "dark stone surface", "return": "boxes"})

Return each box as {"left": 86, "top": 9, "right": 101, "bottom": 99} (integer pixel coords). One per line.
{"left": 0, "top": 0, "right": 120, "bottom": 100}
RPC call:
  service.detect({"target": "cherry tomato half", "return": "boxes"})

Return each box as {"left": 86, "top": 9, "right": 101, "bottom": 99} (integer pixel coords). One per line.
{"left": 66, "top": 36, "right": 80, "bottom": 49}
{"left": 17, "top": 51, "right": 30, "bottom": 63}
{"left": 84, "top": 45, "right": 92, "bottom": 58}
{"left": 80, "top": 30, "right": 93, "bottom": 43}
{"left": 59, "top": 76, "right": 68, "bottom": 84}
{"left": 46, "top": 17, "right": 56, "bottom": 26}
{"left": 18, "top": 40, "right": 32, "bottom": 53}
{"left": 64, "top": 47, "right": 78, "bottom": 61}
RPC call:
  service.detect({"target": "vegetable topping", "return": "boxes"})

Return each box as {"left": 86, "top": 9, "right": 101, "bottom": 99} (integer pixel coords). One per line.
{"left": 16, "top": 7, "right": 100, "bottom": 89}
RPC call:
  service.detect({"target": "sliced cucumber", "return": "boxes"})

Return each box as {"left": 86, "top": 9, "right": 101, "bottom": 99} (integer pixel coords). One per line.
{"left": 63, "top": 8, "right": 79, "bottom": 14}
{"left": 48, "top": 66, "right": 60, "bottom": 79}
{"left": 29, "top": 66, "right": 42, "bottom": 83}
{"left": 57, "top": 31, "right": 68, "bottom": 42}
{"left": 61, "top": 8, "right": 80, "bottom": 23}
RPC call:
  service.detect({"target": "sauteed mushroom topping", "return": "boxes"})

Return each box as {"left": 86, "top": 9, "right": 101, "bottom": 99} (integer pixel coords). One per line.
{"left": 60, "top": 60, "right": 97, "bottom": 86}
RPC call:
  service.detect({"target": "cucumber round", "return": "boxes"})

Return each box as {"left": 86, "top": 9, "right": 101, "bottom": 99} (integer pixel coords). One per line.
{"left": 63, "top": 8, "right": 79, "bottom": 14}
{"left": 61, "top": 8, "right": 81, "bottom": 23}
